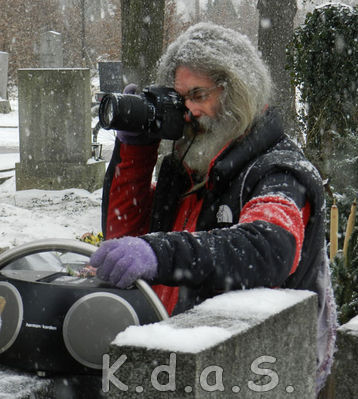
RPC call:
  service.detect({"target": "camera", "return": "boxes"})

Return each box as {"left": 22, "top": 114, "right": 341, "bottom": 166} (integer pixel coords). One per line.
{"left": 98, "top": 86, "right": 186, "bottom": 140}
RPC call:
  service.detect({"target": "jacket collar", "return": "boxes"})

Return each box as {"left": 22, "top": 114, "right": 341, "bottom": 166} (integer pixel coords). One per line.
{"left": 208, "top": 108, "right": 285, "bottom": 193}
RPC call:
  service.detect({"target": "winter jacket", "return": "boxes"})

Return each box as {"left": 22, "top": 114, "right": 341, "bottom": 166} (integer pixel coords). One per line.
{"left": 102, "top": 109, "right": 336, "bottom": 390}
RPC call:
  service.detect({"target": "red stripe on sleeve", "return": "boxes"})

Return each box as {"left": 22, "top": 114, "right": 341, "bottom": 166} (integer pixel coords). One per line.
{"left": 239, "top": 195, "right": 307, "bottom": 275}
{"left": 106, "top": 143, "right": 158, "bottom": 239}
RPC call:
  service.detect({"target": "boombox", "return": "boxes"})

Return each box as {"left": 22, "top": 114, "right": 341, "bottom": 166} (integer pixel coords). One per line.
{"left": 0, "top": 239, "right": 168, "bottom": 376}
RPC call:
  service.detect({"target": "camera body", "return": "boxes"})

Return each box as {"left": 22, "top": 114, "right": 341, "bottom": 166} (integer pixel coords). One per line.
{"left": 99, "top": 86, "right": 186, "bottom": 140}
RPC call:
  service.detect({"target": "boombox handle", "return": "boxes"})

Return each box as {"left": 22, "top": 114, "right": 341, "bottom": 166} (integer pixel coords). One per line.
{"left": 0, "top": 239, "right": 168, "bottom": 321}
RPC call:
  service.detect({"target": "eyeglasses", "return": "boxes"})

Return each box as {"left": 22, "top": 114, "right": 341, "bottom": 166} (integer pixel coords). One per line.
{"left": 182, "top": 86, "right": 220, "bottom": 103}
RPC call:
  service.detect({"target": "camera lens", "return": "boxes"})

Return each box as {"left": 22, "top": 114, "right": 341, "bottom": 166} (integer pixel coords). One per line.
{"left": 99, "top": 94, "right": 118, "bottom": 130}
{"left": 99, "top": 93, "right": 155, "bottom": 132}
{"left": 98, "top": 87, "right": 186, "bottom": 139}
{"left": 117, "top": 95, "right": 154, "bottom": 132}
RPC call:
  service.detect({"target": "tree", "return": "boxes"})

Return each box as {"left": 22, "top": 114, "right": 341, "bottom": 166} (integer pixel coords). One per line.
{"left": 62, "top": 0, "right": 121, "bottom": 68}
{"left": 163, "top": 0, "right": 189, "bottom": 50}
{"left": 286, "top": 4, "right": 358, "bottom": 197}
{"left": 236, "top": 0, "right": 259, "bottom": 45}
{"left": 257, "top": 0, "right": 298, "bottom": 137}
{"left": 206, "top": 0, "right": 240, "bottom": 31}
{"left": 0, "top": 0, "right": 63, "bottom": 83}
{"left": 120, "top": 0, "right": 166, "bottom": 89}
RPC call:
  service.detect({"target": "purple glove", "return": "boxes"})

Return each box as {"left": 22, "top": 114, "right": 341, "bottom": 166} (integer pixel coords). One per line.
{"left": 89, "top": 236, "right": 158, "bottom": 288}
{"left": 117, "top": 84, "right": 157, "bottom": 145}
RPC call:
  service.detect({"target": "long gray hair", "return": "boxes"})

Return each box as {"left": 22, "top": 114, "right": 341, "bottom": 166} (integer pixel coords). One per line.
{"left": 157, "top": 22, "right": 273, "bottom": 136}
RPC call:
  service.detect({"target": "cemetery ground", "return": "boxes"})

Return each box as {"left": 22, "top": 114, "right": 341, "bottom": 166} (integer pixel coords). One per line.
{"left": 0, "top": 98, "right": 114, "bottom": 252}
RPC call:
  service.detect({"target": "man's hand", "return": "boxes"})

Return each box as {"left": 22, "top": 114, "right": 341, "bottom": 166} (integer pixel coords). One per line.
{"left": 89, "top": 237, "right": 158, "bottom": 288}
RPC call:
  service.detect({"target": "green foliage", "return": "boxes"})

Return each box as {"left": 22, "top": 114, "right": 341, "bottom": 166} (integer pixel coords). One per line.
{"left": 287, "top": 4, "right": 358, "bottom": 131}
{"left": 286, "top": 4, "right": 358, "bottom": 195}
{"left": 331, "top": 227, "right": 358, "bottom": 325}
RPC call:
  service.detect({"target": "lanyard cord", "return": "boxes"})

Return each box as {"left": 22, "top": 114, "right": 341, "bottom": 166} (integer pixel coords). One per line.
{"left": 171, "top": 111, "right": 199, "bottom": 165}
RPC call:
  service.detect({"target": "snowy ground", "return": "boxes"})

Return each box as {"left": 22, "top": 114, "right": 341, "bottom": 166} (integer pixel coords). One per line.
{"left": 0, "top": 99, "right": 116, "bottom": 251}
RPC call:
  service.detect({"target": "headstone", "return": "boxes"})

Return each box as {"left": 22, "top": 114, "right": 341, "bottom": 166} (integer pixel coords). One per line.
{"left": 98, "top": 61, "right": 123, "bottom": 93}
{"left": 15, "top": 68, "right": 105, "bottom": 192}
{"left": 108, "top": 289, "right": 318, "bottom": 398}
{"left": 0, "top": 51, "right": 11, "bottom": 114}
{"left": 334, "top": 315, "right": 358, "bottom": 399}
{"left": 39, "top": 31, "right": 63, "bottom": 68}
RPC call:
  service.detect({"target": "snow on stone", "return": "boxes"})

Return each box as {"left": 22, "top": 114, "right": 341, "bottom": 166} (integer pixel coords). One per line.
{"left": 113, "top": 288, "right": 315, "bottom": 353}
{"left": 339, "top": 314, "right": 358, "bottom": 333}
{"left": 198, "top": 287, "right": 314, "bottom": 318}
{"left": 113, "top": 324, "right": 232, "bottom": 353}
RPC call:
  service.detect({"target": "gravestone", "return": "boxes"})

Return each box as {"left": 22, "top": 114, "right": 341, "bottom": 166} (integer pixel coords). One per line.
{"left": 15, "top": 68, "right": 105, "bottom": 191}
{"left": 99, "top": 61, "right": 123, "bottom": 93}
{"left": 0, "top": 51, "right": 11, "bottom": 114}
{"left": 39, "top": 31, "right": 63, "bottom": 68}
{"left": 108, "top": 289, "right": 318, "bottom": 398}
{"left": 334, "top": 315, "right": 358, "bottom": 398}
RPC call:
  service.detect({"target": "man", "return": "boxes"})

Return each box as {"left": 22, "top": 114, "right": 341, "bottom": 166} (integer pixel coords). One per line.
{"left": 90, "top": 23, "right": 336, "bottom": 392}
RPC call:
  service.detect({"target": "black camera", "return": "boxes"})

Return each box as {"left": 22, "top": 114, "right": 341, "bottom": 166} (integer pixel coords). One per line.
{"left": 98, "top": 86, "right": 186, "bottom": 140}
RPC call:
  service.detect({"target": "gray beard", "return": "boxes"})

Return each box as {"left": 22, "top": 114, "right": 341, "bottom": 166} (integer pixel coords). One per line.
{"left": 174, "top": 114, "right": 239, "bottom": 177}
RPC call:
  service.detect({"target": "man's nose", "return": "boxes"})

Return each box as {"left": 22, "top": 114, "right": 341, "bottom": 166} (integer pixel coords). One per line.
{"left": 184, "top": 99, "right": 202, "bottom": 118}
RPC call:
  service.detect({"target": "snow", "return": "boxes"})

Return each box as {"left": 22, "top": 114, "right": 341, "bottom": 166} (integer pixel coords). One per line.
{"left": 0, "top": 153, "right": 19, "bottom": 170}
{"left": 0, "top": 99, "right": 113, "bottom": 250}
{"left": 113, "top": 324, "right": 232, "bottom": 353}
{"left": 198, "top": 287, "right": 313, "bottom": 318}
{"left": 113, "top": 288, "right": 315, "bottom": 352}
{"left": 0, "top": 368, "right": 51, "bottom": 398}
{"left": 0, "top": 178, "right": 103, "bottom": 249}
{"left": 340, "top": 314, "right": 358, "bottom": 332}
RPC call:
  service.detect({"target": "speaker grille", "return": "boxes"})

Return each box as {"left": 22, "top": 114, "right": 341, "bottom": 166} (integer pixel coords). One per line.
{"left": 63, "top": 292, "right": 139, "bottom": 369}
{"left": 0, "top": 282, "right": 24, "bottom": 354}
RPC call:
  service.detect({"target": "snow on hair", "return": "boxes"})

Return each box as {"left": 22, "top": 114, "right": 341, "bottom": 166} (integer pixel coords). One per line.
{"left": 157, "top": 22, "right": 273, "bottom": 134}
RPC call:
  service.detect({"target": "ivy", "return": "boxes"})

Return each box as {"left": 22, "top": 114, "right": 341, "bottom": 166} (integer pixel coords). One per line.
{"left": 287, "top": 4, "right": 358, "bottom": 325}
{"left": 286, "top": 4, "right": 358, "bottom": 195}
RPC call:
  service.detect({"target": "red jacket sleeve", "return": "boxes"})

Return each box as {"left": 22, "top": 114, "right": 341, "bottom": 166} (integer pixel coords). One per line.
{"left": 106, "top": 143, "right": 158, "bottom": 239}
{"left": 239, "top": 195, "right": 309, "bottom": 275}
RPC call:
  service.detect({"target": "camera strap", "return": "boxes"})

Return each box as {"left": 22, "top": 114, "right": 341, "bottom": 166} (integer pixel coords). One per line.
{"left": 178, "top": 133, "right": 197, "bottom": 166}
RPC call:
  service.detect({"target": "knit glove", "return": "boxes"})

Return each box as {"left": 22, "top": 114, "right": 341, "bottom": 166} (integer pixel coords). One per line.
{"left": 117, "top": 84, "right": 157, "bottom": 145}
{"left": 89, "top": 236, "right": 158, "bottom": 288}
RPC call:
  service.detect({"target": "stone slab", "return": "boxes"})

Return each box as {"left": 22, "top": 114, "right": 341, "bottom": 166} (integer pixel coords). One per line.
{"left": 16, "top": 68, "right": 105, "bottom": 191}
{"left": 17, "top": 68, "right": 92, "bottom": 164}
{"left": 108, "top": 288, "right": 317, "bottom": 399}
{"left": 99, "top": 62, "right": 123, "bottom": 93}
{"left": 15, "top": 160, "right": 105, "bottom": 192}
{"left": 39, "top": 31, "right": 63, "bottom": 68}
{"left": 334, "top": 315, "right": 358, "bottom": 399}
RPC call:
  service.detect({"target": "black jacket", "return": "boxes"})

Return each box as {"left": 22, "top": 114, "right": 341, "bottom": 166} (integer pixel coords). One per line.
{"left": 102, "top": 109, "right": 336, "bottom": 387}
{"left": 142, "top": 109, "right": 326, "bottom": 314}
